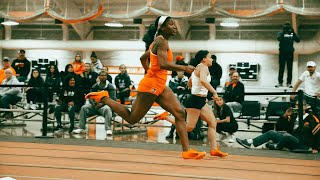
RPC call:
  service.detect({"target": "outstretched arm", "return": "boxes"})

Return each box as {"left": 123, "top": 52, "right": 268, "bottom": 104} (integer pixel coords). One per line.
{"left": 291, "top": 79, "right": 303, "bottom": 100}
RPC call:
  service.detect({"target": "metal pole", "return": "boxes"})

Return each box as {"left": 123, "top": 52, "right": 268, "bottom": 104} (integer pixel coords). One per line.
{"left": 298, "top": 90, "right": 304, "bottom": 128}
{"left": 35, "top": 83, "right": 53, "bottom": 138}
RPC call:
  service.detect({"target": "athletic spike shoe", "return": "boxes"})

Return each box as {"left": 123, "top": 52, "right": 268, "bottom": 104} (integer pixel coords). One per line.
{"left": 182, "top": 148, "right": 206, "bottom": 160}
{"left": 85, "top": 91, "right": 110, "bottom": 103}
{"left": 153, "top": 111, "right": 169, "bottom": 120}
{"left": 210, "top": 149, "right": 228, "bottom": 157}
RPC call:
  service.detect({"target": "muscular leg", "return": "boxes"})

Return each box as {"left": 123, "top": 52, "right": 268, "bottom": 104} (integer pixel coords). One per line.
{"left": 200, "top": 104, "right": 218, "bottom": 150}
{"left": 102, "top": 92, "right": 157, "bottom": 124}
{"left": 155, "top": 87, "right": 190, "bottom": 151}
{"left": 164, "top": 108, "right": 200, "bottom": 132}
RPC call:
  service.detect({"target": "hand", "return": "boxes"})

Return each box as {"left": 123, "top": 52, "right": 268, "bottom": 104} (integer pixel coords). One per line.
{"left": 16, "top": 74, "right": 20, "bottom": 77}
{"left": 212, "top": 94, "right": 219, "bottom": 100}
{"left": 284, "top": 107, "right": 293, "bottom": 118}
{"left": 68, "top": 102, "right": 74, "bottom": 106}
{"left": 184, "top": 65, "right": 195, "bottom": 74}
{"left": 95, "top": 103, "right": 104, "bottom": 109}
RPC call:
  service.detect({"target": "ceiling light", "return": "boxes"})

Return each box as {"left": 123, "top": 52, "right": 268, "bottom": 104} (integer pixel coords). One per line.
{"left": 220, "top": 22, "right": 239, "bottom": 27}
{"left": 105, "top": 22, "right": 123, "bottom": 27}
{"left": 1, "top": 20, "right": 19, "bottom": 26}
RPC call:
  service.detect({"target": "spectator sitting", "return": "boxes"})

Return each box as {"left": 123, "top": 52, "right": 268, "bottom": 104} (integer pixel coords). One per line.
{"left": 101, "top": 66, "right": 113, "bottom": 84}
{"left": 0, "top": 69, "right": 23, "bottom": 118}
{"left": 54, "top": 75, "right": 85, "bottom": 133}
{"left": 224, "top": 66, "right": 242, "bottom": 90}
{"left": 11, "top": 49, "right": 30, "bottom": 83}
{"left": 79, "top": 63, "right": 98, "bottom": 94}
{"left": 236, "top": 100, "right": 319, "bottom": 153}
{"left": 0, "top": 57, "right": 16, "bottom": 84}
{"left": 115, "top": 64, "right": 131, "bottom": 104}
{"left": 71, "top": 53, "right": 85, "bottom": 75}
{"left": 169, "top": 71, "right": 189, "bottom": 101}
{"left": 25, "top": 69, "right": 44, "bottom": 110}
{"left": 90, "top": 51, "right": 103, "bottom": 74}
{"left": 213, "top": 96, "right": 238, "bottom": 143}
{"left": 45, "top": 65, "right": 61, "bottom": 102}
{"left": 61, "top": 64, "right": 79, "bottom": 86}
{"left": 73, "top": 71, "right": 116, "bottom": 135}
{"left": 223, "top": 72, "right": 245, "bottom": 113}
{"left": 171, "top": 56, "right": 190, "bottom": 78}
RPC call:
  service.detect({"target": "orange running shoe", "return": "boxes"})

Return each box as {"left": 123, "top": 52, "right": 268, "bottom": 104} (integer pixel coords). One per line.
{"left": 210, "top": 149, "right": 228, "bottom": 157}
{"left": 85, "top": 91, "right": 110, "bottom": 103}
{"left": 153, "top": 111, "right": 169, "bottom": 120}
{"left": 182, "top": 149, "right": 206, "bottom": 160}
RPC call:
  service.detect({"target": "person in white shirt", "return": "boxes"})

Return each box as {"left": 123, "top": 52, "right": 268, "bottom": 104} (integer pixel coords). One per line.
{"left": 291, "top": 61, "right": 320, "bottom": 115}
{"left": 0, "top": 69, "right": 23, "bottom": 118}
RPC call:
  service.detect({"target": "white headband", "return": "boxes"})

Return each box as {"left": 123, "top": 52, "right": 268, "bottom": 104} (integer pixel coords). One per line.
{"left": 154, "top": 16, "right": 169, "bottom": 39}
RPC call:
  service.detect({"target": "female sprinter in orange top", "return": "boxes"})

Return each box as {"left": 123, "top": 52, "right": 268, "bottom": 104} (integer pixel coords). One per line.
{"left": 86, "top": 16, "right": 206, "bottom": 159}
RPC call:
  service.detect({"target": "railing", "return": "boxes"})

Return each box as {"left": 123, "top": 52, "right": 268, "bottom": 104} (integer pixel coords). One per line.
{"left": 1, "top": 83, "right": 318, "bottom": 137}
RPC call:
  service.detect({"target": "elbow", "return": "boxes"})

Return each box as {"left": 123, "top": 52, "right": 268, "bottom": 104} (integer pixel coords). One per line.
{"left": 200, "top": 80, "right": 207, "bottom": 86}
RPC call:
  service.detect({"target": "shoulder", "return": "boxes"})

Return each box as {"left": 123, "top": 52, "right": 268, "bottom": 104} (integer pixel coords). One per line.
{"left": 237, "top": 81, "right": 245, "bottom": 87}
{"left": 300, "top": 71, "right": 308, "bottom": 78}
{"left": 154, "top": 36, "right": 168, "bottom": 48}
{"left": 197, "top": 64, "right": 208, "bottom": 71}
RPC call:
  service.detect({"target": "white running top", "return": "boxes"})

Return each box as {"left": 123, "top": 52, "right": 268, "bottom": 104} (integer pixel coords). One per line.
{"left": 191, "top": 71, "right": 211, "bottom": 96}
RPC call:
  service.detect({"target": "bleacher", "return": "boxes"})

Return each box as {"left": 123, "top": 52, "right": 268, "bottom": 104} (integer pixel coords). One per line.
{"left": 0, "top": 83, "right": 308, "bottom": 136}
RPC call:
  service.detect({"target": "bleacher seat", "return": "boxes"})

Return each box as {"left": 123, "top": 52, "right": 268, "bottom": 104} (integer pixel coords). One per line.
{"left": 266, "top": 101, "right": 291, "bottom": 121}
{"left": 239, "top": 101, "right": 261, "bottom": 120}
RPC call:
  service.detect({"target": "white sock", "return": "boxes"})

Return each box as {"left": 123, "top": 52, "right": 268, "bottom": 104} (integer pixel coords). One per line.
{"left": 247, "top": 139, "right": 253, "bottom": 144}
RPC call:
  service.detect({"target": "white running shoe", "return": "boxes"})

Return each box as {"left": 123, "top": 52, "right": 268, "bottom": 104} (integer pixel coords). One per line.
{"left": 228, "top": 134, "right": 235, "bottom": 143}
{"left": 106, "top": 130, "right": 113, "bottom": 136}
{"left": 24, "top": 104, "right": 30, "bottom": 110}
{"left": 72, "top": 129, "right": 86, "bottom": 134}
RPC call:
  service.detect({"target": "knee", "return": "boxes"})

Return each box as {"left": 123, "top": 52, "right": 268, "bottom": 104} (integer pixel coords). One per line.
{"left": 207, "top": 120, "right": 217, "bottom": 129}
{"left": 267, "top": 130, "right": 277, "bottom": 135}
{"left": 172, "top": 108, "right": 186, "bottom": 122}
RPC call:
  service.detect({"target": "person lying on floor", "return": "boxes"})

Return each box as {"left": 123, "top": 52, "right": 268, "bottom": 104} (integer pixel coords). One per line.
{"left": 236, "top": 100, "right": 319, "bottom": 153}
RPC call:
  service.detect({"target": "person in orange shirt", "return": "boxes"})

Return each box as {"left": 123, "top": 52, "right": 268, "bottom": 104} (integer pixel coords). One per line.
{"left": 0, "top": 57, "right": 16, "bottom": 84}
{"left": 71, "top": 54, "right": 85, "bottom": 75}
{"left": 86, "top": 16, "right": 206, "bottom": 159}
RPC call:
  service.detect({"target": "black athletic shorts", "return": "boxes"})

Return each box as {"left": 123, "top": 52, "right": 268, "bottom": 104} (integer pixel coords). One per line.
{"left": 185, "top": 94, "right": 206, "bottom": 110}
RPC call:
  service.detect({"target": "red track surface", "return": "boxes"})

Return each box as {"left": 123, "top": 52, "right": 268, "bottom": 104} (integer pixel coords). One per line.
{"left": 0, "top": 142, "right": 319, "bottom": 180}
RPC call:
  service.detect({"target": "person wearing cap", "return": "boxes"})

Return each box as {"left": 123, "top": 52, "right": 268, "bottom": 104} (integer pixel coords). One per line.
{"left": 171, "top": 55, "right": 190, "bottom": 78}
{"left": 0, "top": 57, "right": 16, "bottom": 84}
{"left": 11, "top": 49, "right": 30, "bottom": 83}
{"left": 275, "top": 21, "right": 300, "bottom": 88}
{"left": 291, "top": 61, "right": 320, "bottom": 115}
{"left": 90, "top": 51, "right": 103, "bottom": 74}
